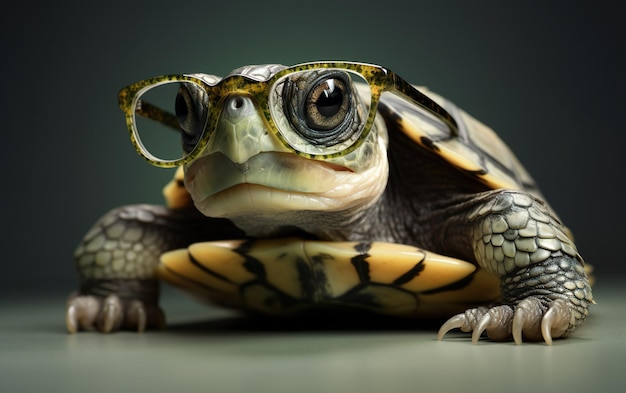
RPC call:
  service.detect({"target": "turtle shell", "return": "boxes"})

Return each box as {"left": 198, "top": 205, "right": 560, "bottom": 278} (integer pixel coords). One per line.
{"left": 378, "top": 88, "right": 574, "bottom": 239}
{"left": 377, "top": 87, "right": 540, "bottom": 196}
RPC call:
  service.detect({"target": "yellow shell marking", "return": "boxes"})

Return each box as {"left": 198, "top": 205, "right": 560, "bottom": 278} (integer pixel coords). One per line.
{"left": 162, "top": 166, "right": 193, "bottom": 209}
{"left": 158, "top": 238, "right": 501, "bottom": 317}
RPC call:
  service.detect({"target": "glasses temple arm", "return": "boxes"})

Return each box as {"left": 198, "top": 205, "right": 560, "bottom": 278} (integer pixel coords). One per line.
{"left": 135, "top": 99, "right": 181, "bottom": 132}
{"left": 390, "top": 74, "right": 459, "bottom": 137}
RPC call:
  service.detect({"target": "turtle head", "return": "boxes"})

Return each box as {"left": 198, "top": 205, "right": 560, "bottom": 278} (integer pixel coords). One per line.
{"left": 182, "top": 64, "right": 389, "bottom": 238}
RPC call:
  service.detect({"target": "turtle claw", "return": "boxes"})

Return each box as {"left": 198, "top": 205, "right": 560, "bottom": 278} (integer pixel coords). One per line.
{"left": 511, "top": 298, "right": 541, "bottom": 344}
{"left": 66, "top": 294, "right": 165, "bottom": 333}
{"left": 66, "top": 294, "right": 101, "bottom": 334}
{"left": 436, "top": 314, "right": 468, "bottom": 340}
{"left": 539, "top": 299, "right": 571, "bottom": 345}
{"left": 99, "top": 295, "right": 124, "bottom": 333}
{"left": 471, "top": 315, "right": 490, "bottom": 343}
{"left": 127, "top": 300, "right": 148, "bottom": 333}
{"left": 438, "top": 297, "right": 571, "bottom": 344}
{"left": 436, "top": 306, "right": 489, "bottom": 340}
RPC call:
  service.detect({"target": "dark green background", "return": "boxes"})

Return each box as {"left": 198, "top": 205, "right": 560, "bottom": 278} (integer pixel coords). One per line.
{"left": 2, "top": 0, "right": 623, "bottom": 295}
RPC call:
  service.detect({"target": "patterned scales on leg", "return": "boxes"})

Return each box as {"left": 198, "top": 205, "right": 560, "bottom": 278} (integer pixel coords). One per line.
{"left": 438, "top": 190, "right": 594, "bottom": 344}
{"left": 158, "top": 238, "right": 501, "bottom": 317}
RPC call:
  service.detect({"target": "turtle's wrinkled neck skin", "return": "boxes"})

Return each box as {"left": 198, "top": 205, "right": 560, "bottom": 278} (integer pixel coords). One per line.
{"left": 347, "top": 119, "right": 491, "bottom": 261}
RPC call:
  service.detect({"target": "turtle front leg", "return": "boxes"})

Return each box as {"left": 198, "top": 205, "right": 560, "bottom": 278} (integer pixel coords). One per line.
{"left": 67, "top": 204, "right": 242, "bottom": 333}
{"left": 436, "top": 189, "right": 594, "bottom": 344}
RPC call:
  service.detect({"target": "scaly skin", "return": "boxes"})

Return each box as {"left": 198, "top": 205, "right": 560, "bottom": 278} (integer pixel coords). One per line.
{"left": 67, "top": 204, "right": 242, "bottom": 333}
{"left": 436, "top": 189, "right": 593, "bottom": 344}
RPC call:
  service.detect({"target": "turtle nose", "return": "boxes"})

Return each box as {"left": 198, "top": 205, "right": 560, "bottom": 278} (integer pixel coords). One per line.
{"left": 203, "top": 93, "right": 287, "bottom": 164}
{"left": 223, "top": 95, "right": 255, "bottom": 119}
{"left": 230, "top": 96, "right": 245, "bottom": 109}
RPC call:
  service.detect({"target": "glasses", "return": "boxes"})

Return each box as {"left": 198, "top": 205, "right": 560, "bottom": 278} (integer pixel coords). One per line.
{"left": 118, "top": 61, "right": 458, "bottom": 168}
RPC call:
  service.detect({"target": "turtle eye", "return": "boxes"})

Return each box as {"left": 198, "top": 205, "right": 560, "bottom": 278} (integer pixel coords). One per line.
{"left": 281, "top": 71, "right": 360, "bottom": 147}
{"left": 304, "top": 77, "right": 349, "bottom": 131}
{"left": 175, "top": 84, "right": 209, "bottom": 152}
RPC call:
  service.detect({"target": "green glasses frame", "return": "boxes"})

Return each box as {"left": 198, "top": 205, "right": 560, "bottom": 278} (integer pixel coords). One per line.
{"left": 118, "top": 61, "right": 458, "bottom": 168}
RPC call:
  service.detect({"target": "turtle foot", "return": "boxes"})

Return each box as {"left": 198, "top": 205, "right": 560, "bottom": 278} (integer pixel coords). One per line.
{"left": 437, "top": 297, "right": 571, "bottom": 345}
{"left": 66, "top": 293, "right": 165, "bottom": 333}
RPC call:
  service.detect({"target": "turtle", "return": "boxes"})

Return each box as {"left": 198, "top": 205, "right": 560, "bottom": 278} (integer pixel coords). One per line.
{"left": 66, "top": 61, "right": 593, "bottom": 344}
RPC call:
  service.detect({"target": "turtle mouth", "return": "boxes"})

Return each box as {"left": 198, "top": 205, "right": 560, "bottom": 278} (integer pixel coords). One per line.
{"left": 185, "top": 152, "right": 354, "bottom": 215}
{"left": 194, "top": 183, "right": 353, "bottom": 217}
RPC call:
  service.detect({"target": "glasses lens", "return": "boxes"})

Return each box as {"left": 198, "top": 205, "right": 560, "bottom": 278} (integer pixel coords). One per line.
{"left": 269, "top": 69, "right": 372, "bottom": 156}
{"left": 132, "top": 80, "right": 209, "bottom": 162}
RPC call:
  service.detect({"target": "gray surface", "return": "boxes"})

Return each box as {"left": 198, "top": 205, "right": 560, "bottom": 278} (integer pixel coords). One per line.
{"left": 1, "top": 284, "right": 624, "bottom": 393}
